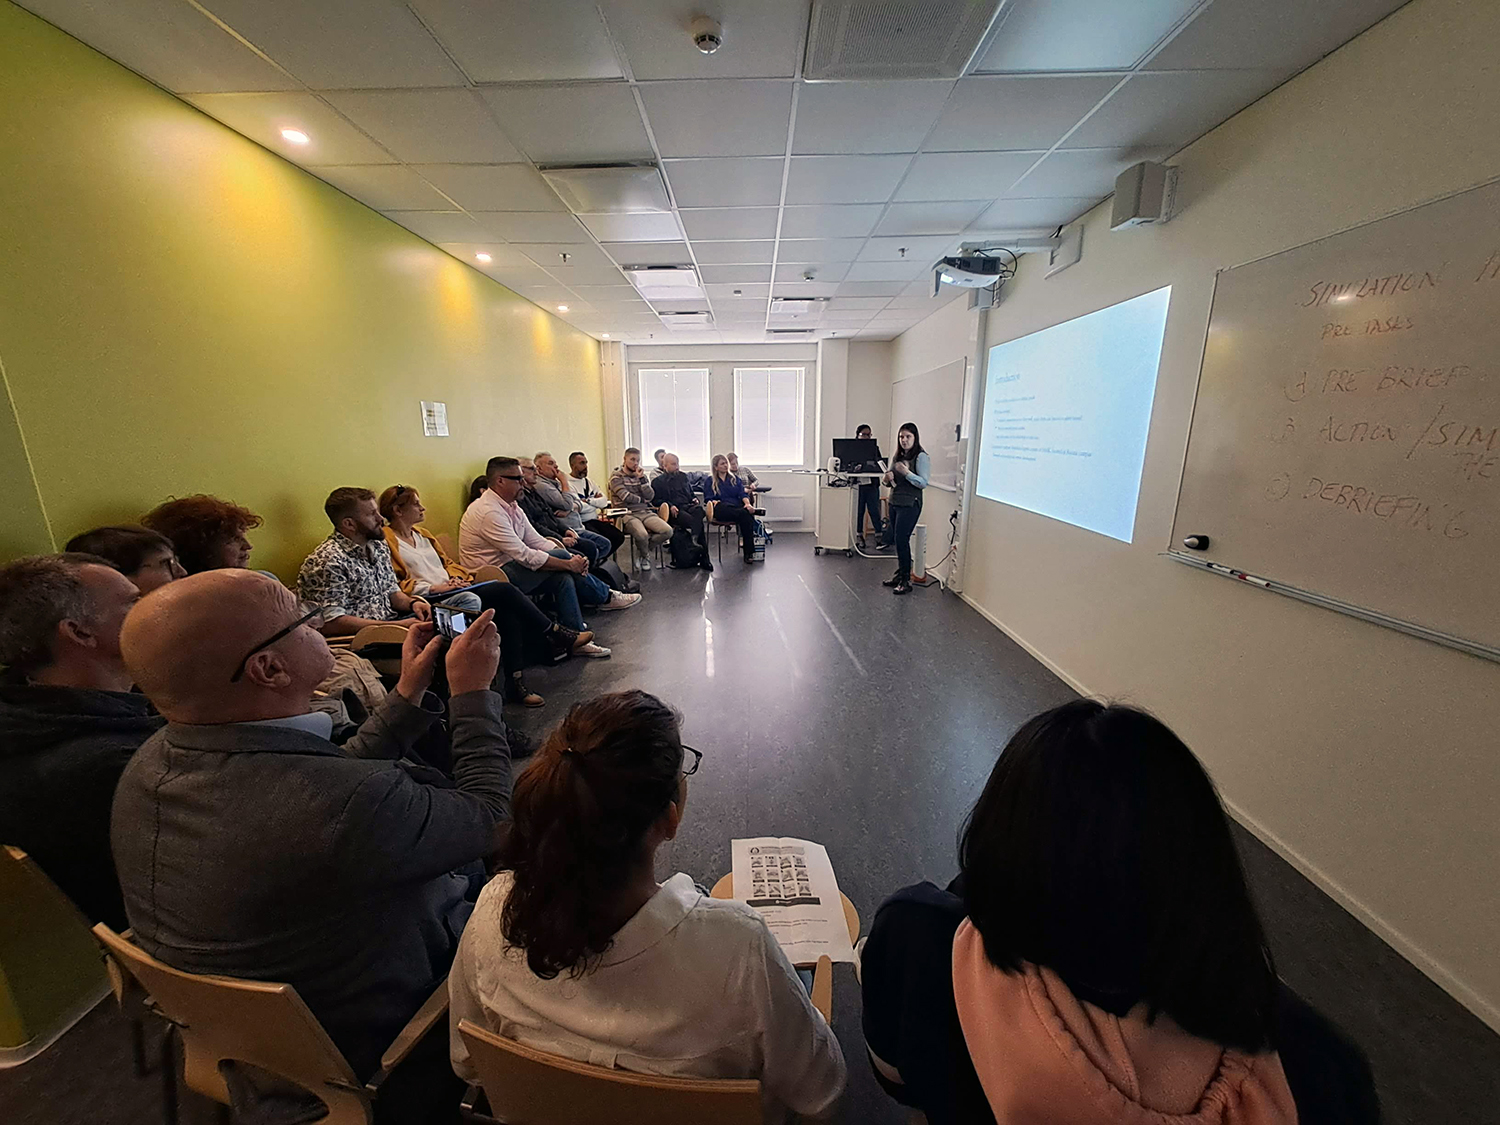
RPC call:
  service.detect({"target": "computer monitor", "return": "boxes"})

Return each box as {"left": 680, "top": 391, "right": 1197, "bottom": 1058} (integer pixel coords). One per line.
{"left": 832, "top": 437, "right": 882, "bottom": 469}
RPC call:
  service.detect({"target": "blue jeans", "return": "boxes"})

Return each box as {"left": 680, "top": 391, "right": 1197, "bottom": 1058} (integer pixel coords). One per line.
{"left": 574, "top": 528, "right": 613, "bottom": 566}
{"left": 502, "top": 550, "right": 609, "bottom": 631}
{"left": 892, "top": 499, "right": 922, "bottom": 581}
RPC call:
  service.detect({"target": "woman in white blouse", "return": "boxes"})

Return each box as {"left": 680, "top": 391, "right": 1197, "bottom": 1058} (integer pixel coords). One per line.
{"left": 448, "top": 690, "right": 847, "bottom": 1121}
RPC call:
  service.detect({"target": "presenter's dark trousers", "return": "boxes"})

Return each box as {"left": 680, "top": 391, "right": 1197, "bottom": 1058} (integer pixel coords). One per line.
{"left": 857, "top": 483, "right": 883, "bottom": 540}
{"left": 712, "top": 503, "right": 757, "bottom": 559}
{"left": 892, "top": 498, "right": 922, "bottom": 581}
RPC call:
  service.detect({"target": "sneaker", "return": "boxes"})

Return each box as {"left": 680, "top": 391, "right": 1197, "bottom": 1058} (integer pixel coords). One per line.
{"left": 599, "top": 591, "right": 642, "bottom": 611}
{"left": 577, "top": 641, "right": 612, "bottom": 658}
{"left": 546, "top": 624, "right": 594, "bottom": 662}
{"left": 506, "top": 673, "right": 545, "bottom": 708}
{"left": 637, "top": 556, "right": 652, "bottom": 571}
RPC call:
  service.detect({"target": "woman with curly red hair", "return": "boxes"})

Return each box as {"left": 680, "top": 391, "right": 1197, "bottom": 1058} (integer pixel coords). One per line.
{"left": 141, "top": 494, "right": 263, "bottom": 574}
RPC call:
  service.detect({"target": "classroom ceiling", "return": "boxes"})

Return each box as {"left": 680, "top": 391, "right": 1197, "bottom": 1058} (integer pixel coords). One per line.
{"left": 21, "top": 0, "right": 1409, "bottom": 345}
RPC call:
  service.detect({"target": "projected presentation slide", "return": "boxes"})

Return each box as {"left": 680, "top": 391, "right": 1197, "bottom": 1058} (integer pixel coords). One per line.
{"left": 975, "top": 286, "right": 1171, "bottom": 543}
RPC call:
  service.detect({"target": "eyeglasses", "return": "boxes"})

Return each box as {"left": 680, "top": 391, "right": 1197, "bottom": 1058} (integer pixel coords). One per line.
{"left": 497, "top": 473, "right": 523, "bottom": 482}
{"left": 681, "top": 745, "right": 703, "bottom": 777}
{"left": 230, "top": 603, "right": 328, "bottom": 683}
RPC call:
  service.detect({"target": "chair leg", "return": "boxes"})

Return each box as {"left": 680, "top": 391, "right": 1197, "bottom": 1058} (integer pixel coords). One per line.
{"left": 160, "top": 1025, "right": 179, "bottom": 1125}
{"left": 131, "top": 1016, "right": 151, "bottom": 1077}
{"left": 215, "top": 1105, "right": 232, "bottom": 1124}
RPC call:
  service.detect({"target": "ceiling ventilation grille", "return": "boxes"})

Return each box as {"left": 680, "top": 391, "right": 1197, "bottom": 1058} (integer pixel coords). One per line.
{"left": 804, "top": 0, "right": 1005, "bottom": 80}
{"left": 767, "top": 328, "right": 817, "bottom": 335}
{"left": 660, "top": 311, "right": 714, "bottom": 328}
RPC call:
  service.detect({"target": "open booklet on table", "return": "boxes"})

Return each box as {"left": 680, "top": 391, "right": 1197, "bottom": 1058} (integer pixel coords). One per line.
{"left": 729, "top": 837, "right": 856, "bottom": 965}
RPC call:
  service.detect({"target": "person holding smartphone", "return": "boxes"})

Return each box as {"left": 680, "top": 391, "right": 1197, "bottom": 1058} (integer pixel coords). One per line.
{"left": 882, "top": 423, "right": 929, "bottom": 596}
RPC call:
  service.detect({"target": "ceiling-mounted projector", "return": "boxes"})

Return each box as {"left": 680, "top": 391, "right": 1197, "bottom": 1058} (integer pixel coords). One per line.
{"left": 934, "top": 255, "right": 1008, "bottom": 290}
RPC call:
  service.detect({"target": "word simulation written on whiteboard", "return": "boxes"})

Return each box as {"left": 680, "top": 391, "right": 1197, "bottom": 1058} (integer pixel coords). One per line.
{"left": 1172, "top": 178, "right": 1500, "bottom": 657}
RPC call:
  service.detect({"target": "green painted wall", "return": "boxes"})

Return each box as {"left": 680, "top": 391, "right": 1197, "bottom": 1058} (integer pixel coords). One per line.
{"left": 0, "top": 2, "right": 603, "bottom": 578}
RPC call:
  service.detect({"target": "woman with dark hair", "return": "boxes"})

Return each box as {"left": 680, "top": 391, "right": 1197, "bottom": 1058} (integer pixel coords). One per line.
{"left": 449, "top": 690, "right": 846, "bottom": 1118}
{"left": 882, "top": 422, "right": 928, "bottom": 594}
{"left": 140, "top": 494, "right": 263, "bottom": 574}
{"left": 64, "top": 525, "right": 185, "bottom": 593}
{"left": 860, "top": 700, "right": 1377, "bottom": 1124}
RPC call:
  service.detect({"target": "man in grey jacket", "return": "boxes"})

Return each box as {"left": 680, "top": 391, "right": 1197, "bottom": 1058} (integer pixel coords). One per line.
{"left": 608, "top": 447, "right": 672, "bottom": 569}
{"left": 111, "top": 569, "right": 511, "bottom": 1093}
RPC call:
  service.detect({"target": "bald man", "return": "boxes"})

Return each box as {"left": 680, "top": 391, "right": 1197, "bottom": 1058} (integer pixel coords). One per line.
{"left": 111, "top": 570, "right": 511, "bottom": 1097}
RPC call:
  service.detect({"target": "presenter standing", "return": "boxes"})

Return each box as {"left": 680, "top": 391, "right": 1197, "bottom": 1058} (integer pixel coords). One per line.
{"left": 852, "top": 424, "right": 885, "bottom": 548}
{"left": 882, "top": 423, "right": 929, "bottom": 596}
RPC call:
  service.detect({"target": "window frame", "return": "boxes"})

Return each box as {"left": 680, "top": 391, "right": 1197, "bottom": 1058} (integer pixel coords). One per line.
{"left": 732, "top": 365, "right": 807, "bottom": 469}
{"left": 636, "top": 367, "right": 712, "bottom": 469}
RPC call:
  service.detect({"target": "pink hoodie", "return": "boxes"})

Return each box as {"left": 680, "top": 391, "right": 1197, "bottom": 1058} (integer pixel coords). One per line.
{"left": 952, "top": 920, "right": 1299, "bottom": 1124}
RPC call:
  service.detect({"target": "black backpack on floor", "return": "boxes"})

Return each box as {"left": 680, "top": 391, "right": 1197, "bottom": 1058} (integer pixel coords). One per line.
{"left": 668, "top": 526, "right": 703, "bottom": 568}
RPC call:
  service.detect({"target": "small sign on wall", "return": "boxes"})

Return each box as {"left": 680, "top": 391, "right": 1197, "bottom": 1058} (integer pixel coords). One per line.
{"left": 421, "top": 401, "right": 449, "bottom": 437}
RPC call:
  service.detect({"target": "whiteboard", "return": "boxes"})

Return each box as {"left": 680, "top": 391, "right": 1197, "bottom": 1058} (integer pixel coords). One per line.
{"left": 891, "top": 358, "right": 965, "bottom": 491}
{"left": 1171, "top": 178, "right": 1500, "bottom": 660}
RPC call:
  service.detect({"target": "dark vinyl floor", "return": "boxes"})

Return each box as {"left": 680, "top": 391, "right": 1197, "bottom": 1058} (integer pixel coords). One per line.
{"left": 3, "top": 532, "right": 1496, "bottom": 1124}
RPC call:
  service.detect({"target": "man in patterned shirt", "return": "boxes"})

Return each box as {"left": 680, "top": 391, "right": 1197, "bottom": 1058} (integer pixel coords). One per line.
{"left": 298, "top": 487, "right": 462, "bottom": 636}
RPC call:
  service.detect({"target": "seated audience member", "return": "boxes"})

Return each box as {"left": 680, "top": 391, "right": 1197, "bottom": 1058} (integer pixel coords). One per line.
{"left": 468, "top": 475, "right": 489, "bottom": 507}
{"left": 141, "top": 494, "right": 263, "bottom": 573}
{"left": 653, "top": 453, "right": 712, "bottom": 571}
{"left": 449, "top": 691, "right": 846, "bottom": 1119}
{"left": 459, "top": 458, "right": 635, "bottom": 641}
{"left": 706, "top": 454, "right": 758, "bottom": 563}
{"left": 299, "top": 486, "right": 464, "bottom": 636}
{"left": 65, "top": 525, "right": 185, "bottom": 593}
{"left": 113, "top": 572, "right": 512, "bottom": 1115}
{"left": 566, "top": 451, "right": 628, "bottom": 548}
{"left": 532, "top": 451, "right": 625, "bottom": 558}
{"left": 516, "top": 458, "right": 610, "bottom": 570}
{"left": 0, "top": 553, "right": 161, "bottom": 929}
{"left": 609, "top": 447, "right": 672, "bottom": 569}
{"left": 727, "top": 451, "right": 759, "bottom": 495}
{"left": 650, "top": 447, "right": 668, "bottom": 479}
{"left": 860, "top": 700, "right": 1379, "bottom": 1125}
{"left": 380, "top": 484, "right": 598, "bottom": 705}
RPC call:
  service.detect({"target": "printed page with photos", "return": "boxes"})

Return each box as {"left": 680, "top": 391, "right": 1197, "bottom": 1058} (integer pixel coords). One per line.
{"left": 730, "top": 837, "right": 856, "bottom": 965}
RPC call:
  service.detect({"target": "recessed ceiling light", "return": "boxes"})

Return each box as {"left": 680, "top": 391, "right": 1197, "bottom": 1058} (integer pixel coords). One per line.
{"left": 601, "top": 333, "right": 610, "bottom": 338}
{"left": 280, "top": 128, "right": 310, "bottom": 145}
{"left": 475, "top": 252, "right": 492, "bottom": 263}
{"left": 557, "top": 305, "right": 569, "bottom": 312}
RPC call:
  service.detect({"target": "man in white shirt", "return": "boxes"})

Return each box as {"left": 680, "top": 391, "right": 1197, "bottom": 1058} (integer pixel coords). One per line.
{"left": 459, "top": 457, "right": 639, "bottom": 633}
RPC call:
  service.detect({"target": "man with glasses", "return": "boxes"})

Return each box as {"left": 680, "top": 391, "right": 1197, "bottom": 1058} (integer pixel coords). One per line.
{"left": 459, "top": 456, "right": 639, "bottom": 636}
{"left": 112, "top": 569, "right": 512, "bottom": 1113}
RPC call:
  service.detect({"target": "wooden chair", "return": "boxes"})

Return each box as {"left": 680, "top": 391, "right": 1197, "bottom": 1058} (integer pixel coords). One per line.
{"left": 0, "top": 846, "right": 113, "bottom": 1067}
{"left": 348, "top": 622, "right": 410, "bottom": 677}
{"left": 457, "top": 1019, "right": 762, "bottom": 1125}
{"left": 471, "top": 564, "right": 508, "bottom": 584}
{"left": 93, "top": 925, "right": 450, "bottom": 1125}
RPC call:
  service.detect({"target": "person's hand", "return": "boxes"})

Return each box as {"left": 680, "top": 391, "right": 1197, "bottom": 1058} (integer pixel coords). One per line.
{"left": 569, "top": 553, "right": 589, "bottom": 574}
{"left": 445, "top": 609, "right": 499, "bottom": 695}
{"left": 671, "top": 505, "right": 680, "bottom": 518}
{"left": 883, "top": 472, "right": 894, "bottom": 486}
{"left": 562, "top": 530, "right": 578, "bottom": 546}
{"left": 410, "top": 598, "right": 432, "bottom": 621}
{"left": 429, "top": 580, "right": 463, "bottom": 594}
{"left": 554, "top": 509, "right": 569, "bottom": 518}
{"left": 893, "top": 461, "right": 909, "bottom": 477}
{"left": 743, "top": 499, "right": 754, "bottom": 509}
{"left": 395, "top": 621, "right": 443, "bottom": 703}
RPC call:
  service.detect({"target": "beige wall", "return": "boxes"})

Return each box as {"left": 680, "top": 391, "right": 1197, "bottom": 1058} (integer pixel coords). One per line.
{"left": 0, "top": 2, "right": 604, "bottom": 579}
{"left": 944, "top": 0, "right": 1500, "bottom": 1027}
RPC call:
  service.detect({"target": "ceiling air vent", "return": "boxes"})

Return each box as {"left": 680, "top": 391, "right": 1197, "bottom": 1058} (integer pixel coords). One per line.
{"left": 767, "top": 328, "right": 816, "bottom": 335}
{"left": 660, "top": 311, "right": 714, "bottom": 329}
{"left": 804, "top": 0, "right": 1005, "bottom": 80}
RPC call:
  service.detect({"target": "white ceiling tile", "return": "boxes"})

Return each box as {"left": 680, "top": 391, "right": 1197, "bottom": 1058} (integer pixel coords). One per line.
{"left": 470, "top": 212, "right": 594, "bottom": 243}
{"left": 835, "top": 280, "right": 907, "bottom": 297}
{"left": 407, "top": 0, "right": 622, "bottom": 81}
{"left": 707, "top": 282, "right": 771, "bottom": 300}
{"left": 976, "top": 0, "right": 1199, "bottom": 73}
{"left": 690, "top": 240, "right": 777, "bottom": 264}
{"left": 649, "top": 299, "right": 712, "bottom": 314}
{"left": 511, "top": 243, "right": 620, "bottom": 274}
{"left": 436, "top": 243, "right": 536, "bottom": 267}
{"left": 518, "top": 286, "right": 578, "bottom": 304}
{"left": 777, "top": 238, "right": 867, "bottom": 261}
{"left": 389, "top": 211, "right": 486, "bottom": 241}
{"left": 602, "top": 241, "right": 693, "bottom": 265}
{"left": 711, "top": 297, "right": 772, "bottom": 315}
{"left": 16, "top": 0, "right": 299, "bottom": 92}
{"left": 772, "top": 281, "right": 840, "bottom": 298}
{"left": 1148, "top": 0, "right": 1409, "bottom": 71}
{"left": 579, "top": 212, "right": 684, "bottom": 241}
{"left": 841, "top": 260, "right": 930, "bottom": 282}
{"left": 856, "top": 235, "right": 957, "bottom": 262}
{"left": 551, "top": 263, "right": 632, "bottom": 286}
{"left": 662, "top": 158, "right": 787, "bottom": 207}
{"left": 1063, "top": 70, "right": 1290, "bottom": 152}
{"left": 875, "top": 201, "right": 990, "bottom": 236}
{"left": 185, "top": 93, "right": 393, "bottom": 165}
{"left": 321, "top": 89, "right": 523, "bottom": 164}
{"left": 828, "top": 297, "right": 891, "bottom": 310}
{"left": 314, "top": 165, "right": 452, "bottom": 210}
{"left": 969, "top": 196, "right": 1102, "bottom": 230}
{"left": 568, "top": 284, "right": 641, "bottom": 299}
{"left": 926, "top": 76, "right": 1119, "bottom": 151}
{"left": 1007, "top": 147, "right": 1170, "bottom": 198}
{"left": 201, "top": 0, "right": 465, "bottom": 88}
{"left": 779, "top": 205, "right": 884, "bottom": 238}
{"left": 601, "top": 0, "right": 805, "bottom": 79}
{"left": 679, "top": 208, "right": 780, "bottom": 240}
{"left": 784, "top": 155, "right": 913, "bottom": 205}
{"left": 792, "top": 81, "right": 954, "bottom": 154}
{"left": 639, "top": 80, "right": 793, "bottom": 157}
{"left": 479, "top": 84, "right": 654, "bottom": 163}
{"left": 894, "top": 151, "right": 1044, "bottom": 202}
{"left": 774, "top": 262, "right": 850, "bottom": 282}
{"left": 413, "top": 164, "right": 567, "bottom": 210}
{"left": 698, "top": 264, "right": 775, "bottom": 283}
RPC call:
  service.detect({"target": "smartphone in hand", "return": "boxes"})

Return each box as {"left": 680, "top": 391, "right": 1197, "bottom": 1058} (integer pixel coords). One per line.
{"left": 432, "top": 604, "right": 470, "bottom": 640}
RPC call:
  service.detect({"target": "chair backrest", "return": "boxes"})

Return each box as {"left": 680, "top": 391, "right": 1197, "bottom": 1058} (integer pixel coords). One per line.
{"left": 91, "top": 925, "right": 372, "bottom": 1124}
{"left": 458, "top": 1019, "right": 762, "bottom": 1125}
{"left": 0, "top": 847, "right": 111, "bottom": 1066}
{"left": 471, "top": 564, "right": 509, "bottom": 584}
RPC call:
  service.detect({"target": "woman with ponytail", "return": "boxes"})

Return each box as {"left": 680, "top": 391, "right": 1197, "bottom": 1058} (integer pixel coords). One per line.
{"left": 448, "top": 690, "right": 846, "bottom": 1119}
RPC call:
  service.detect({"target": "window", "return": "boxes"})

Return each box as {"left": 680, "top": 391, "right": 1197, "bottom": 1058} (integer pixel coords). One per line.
{"left": 638, "top": 368, "right": 710, "bottom": 466}
{"left": 733, "top": 367, "right": 805, "bottom": 467}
